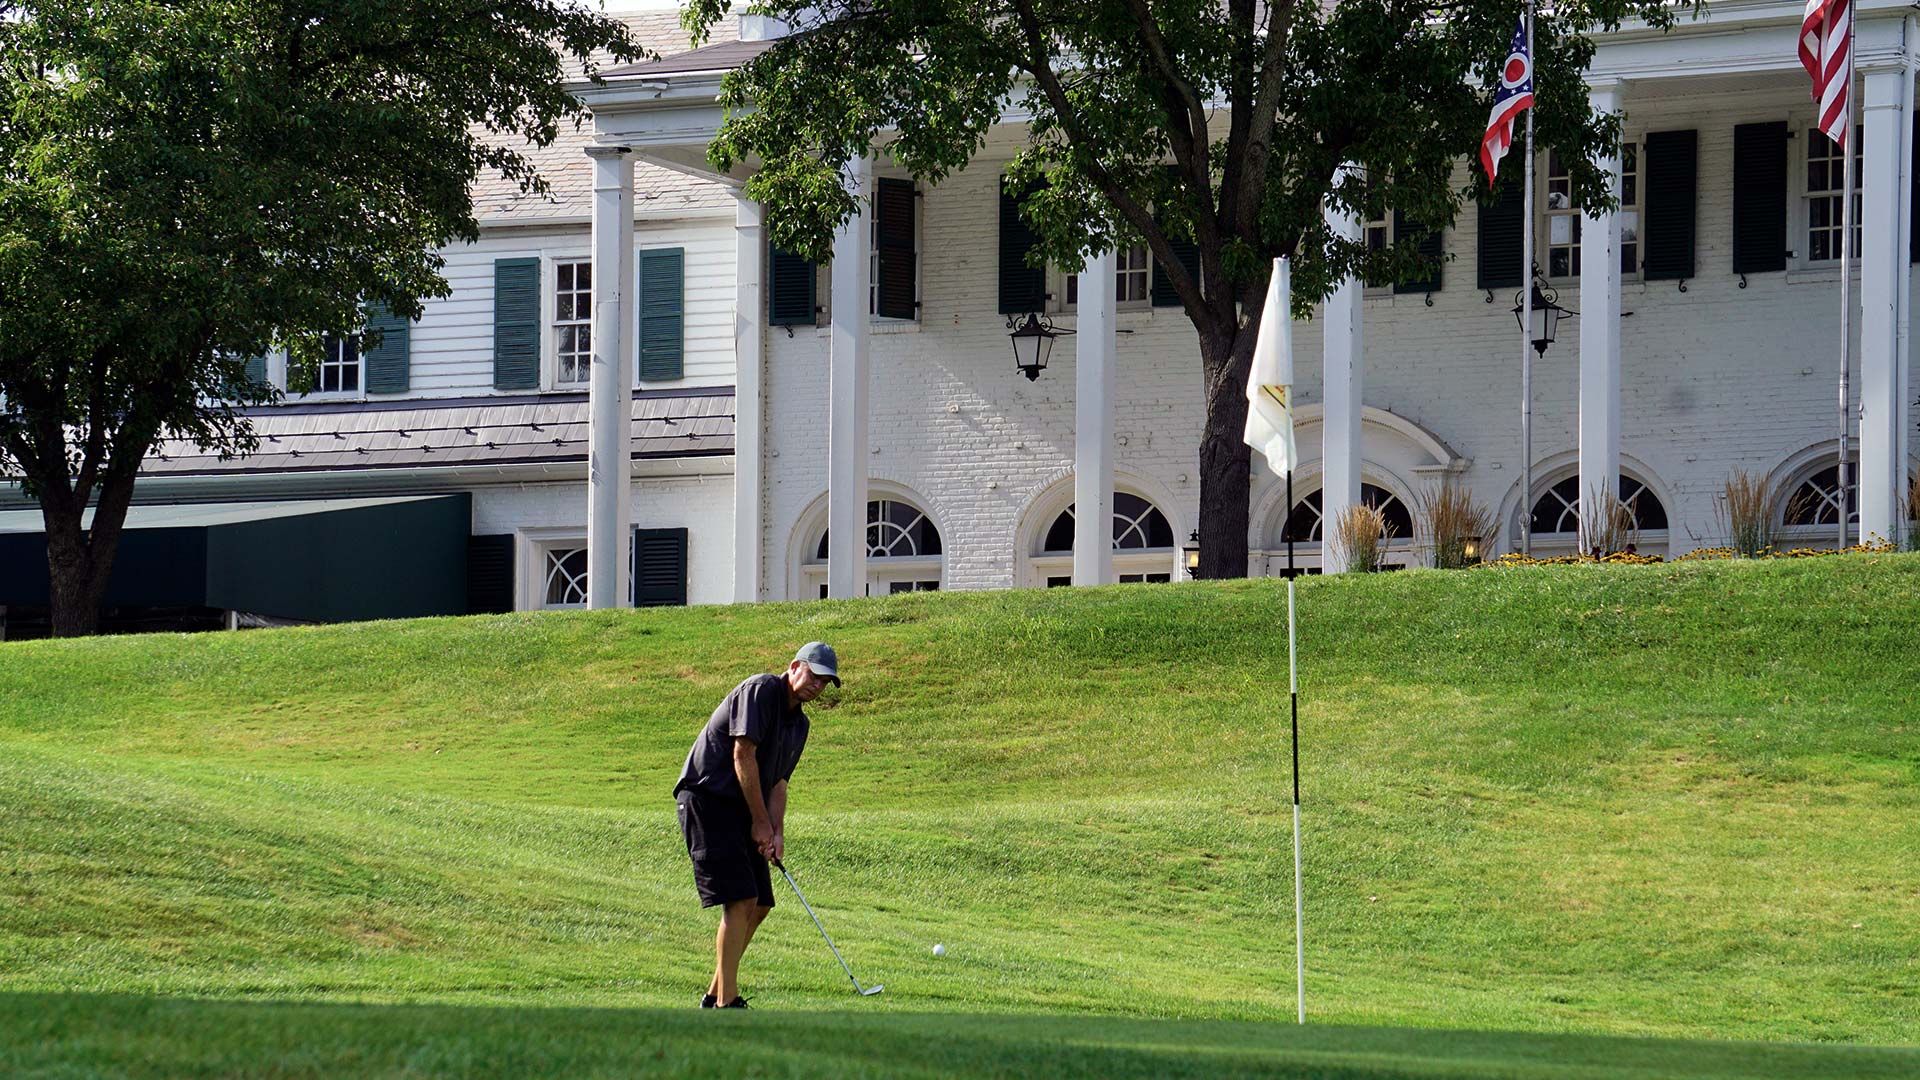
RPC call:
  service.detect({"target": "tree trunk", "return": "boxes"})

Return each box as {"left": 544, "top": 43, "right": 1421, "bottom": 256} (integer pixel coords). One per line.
{"left": 41, "top": 470, "right": 138, "bottom": 638}
{"left": 1196, "top": 323, "right": 1259, "bottom": 580}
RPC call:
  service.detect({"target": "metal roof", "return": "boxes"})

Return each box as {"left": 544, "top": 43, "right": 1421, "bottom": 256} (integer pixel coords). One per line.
{"left": 0, "top": 495, "right": 449, "bottom": 534}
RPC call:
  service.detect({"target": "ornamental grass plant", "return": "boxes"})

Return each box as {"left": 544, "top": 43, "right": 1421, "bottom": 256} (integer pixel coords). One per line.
{"left": 1580, "top": 486, "right": 1639, "bottom": 556}
{"left": 1415, "top": 477, "right": 1493, "bottom": 569}
{"left": 1715, "top": 468, "right": 1776, "bottom": 557}
{"left": 1330, "top": 502, "right": 1393, "bottom": 571}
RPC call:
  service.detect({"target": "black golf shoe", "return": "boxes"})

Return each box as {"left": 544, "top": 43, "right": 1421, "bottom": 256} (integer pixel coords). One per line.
{"left": 720, "top": 996, "right": 750, "bottom": 1009}
{"left": 699, "top": 993, "right": 717, "bottom": 1009}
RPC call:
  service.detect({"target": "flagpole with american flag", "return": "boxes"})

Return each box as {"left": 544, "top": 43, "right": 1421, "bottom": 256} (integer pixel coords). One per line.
{"left": 1803, "top": 0, "right": 1854, "bottom": 549}
{"left": 1242, "top": 256, "right": 1300, "bottom": 1024}
{"left": 1482, "top": 7, "right": 1537, "bottom": 553}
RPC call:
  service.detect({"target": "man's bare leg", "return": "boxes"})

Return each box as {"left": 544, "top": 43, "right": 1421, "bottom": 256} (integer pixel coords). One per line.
{"left": 711, "top": 900, "right": 772, "bottom": 1002}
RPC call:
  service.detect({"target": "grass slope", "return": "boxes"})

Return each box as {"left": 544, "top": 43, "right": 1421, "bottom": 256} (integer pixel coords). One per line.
{"left": 3, "top": 556, "right": 1918, "bottom": 1075}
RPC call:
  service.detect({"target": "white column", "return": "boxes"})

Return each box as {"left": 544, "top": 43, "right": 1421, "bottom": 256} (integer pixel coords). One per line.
{"left": 1859, "top": 66, "right": 1912, "bottom": 547}
{"left": 1578, "top": 82, "right": 1624, "bottom": 549}
{"left": 1074, "top": 248, "right": 1118, "bottom": 586}
{"left": 1321, "top": 164, "right": 1364, "bottom": 573}
{"left": 732, "top": 196, "right": 766, "bottom": 603}
{"left": 586, "top": 145, "right": 635, "bottom": 609}
{"left": 827, "top": 156, "right": 873, "bottom": 599}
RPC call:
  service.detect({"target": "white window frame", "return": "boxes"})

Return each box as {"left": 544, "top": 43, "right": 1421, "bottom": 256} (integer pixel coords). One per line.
{"left": 1800, "top": 122, "right": 1862, "bottom": 267}
{"left": 1058, "top": 243, "right": 1152, "bottom": 312}
{"left": 798, "top": 496, "right": 945, "bottom": 598}
{"left": 299, "top": 333, "right": 364, "bottom": 401}
{"left": 551, "top": 257, "right": 593, "bottom": 388}
{"left": 1538, "top": 142, "right": 1642, "bottom": 285}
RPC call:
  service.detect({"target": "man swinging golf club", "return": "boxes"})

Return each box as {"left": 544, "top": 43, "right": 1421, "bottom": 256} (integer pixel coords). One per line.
{"left": 674, "top": 641, "right": 837, "bottom": 1008}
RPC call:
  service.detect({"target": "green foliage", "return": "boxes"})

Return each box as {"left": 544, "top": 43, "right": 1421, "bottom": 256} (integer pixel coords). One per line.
{"left": 2, "top": 556, "right": 1917, "bottom": 1052}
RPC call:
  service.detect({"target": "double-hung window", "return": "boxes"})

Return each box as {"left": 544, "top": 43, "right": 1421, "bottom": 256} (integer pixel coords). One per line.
{"left": 1806, "top": 126, "right": 1862, "bottom": 263}
{"left": 315, "top": 334, "right": 361, "bottom": 394}
{"left": 1543, "top": 145, "right": 1641, "bottom": 279}
{"left": 554, "top": 259, "right": 592, "bottom": 385}
{"left": 1062, "top": 244, "right": 1151, "bottom": 309}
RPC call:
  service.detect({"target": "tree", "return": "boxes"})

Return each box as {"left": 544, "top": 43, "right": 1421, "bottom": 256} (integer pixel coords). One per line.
{"left": 685, "top": 0, "right": 1692, "bottom": 579}
{"left": 0, "top": 1, "right": 641, "bottom": 636}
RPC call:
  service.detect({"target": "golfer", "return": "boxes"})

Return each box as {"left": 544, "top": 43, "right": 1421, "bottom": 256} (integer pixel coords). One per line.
{"left": 673, "top": 641, "right": 838, "bottom": 1008}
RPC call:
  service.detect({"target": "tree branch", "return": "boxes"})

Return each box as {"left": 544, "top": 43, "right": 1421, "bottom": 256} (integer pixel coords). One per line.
{"left": 1235, "top": 0, "right": 1299, "bottom": 237}
{"left": 1122, "top": 0, "right": 1211, "bottom": 188}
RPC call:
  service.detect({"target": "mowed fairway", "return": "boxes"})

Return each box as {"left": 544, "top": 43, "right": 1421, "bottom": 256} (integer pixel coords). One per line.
{"left": 2, "top": 556, "right": 1917, "bottom": 1077}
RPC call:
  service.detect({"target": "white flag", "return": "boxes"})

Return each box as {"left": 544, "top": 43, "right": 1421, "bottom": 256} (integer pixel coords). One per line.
{"left": 1243, "top": 257, "right": 1296, "bottom": 476}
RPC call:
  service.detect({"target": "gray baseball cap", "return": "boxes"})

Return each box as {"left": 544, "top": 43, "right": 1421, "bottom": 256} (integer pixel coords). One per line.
{"left": 795, "top": 641, "right": 840, "bottom": 686}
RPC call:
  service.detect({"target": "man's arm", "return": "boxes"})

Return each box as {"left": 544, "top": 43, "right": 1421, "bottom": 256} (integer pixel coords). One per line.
{"left": 767, "top": 780, "right": 789, "bottom": 863}
{"left": 732, "top": 736, "right": 776, "bottom": 857}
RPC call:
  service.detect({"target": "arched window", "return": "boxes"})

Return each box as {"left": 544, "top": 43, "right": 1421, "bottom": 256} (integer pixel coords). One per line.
{"left": 1280, "top": 485, "right": 1413, "bottom": 544}
{"left": 1041, "top": 492, "right": 1175, "bottom": 552}
{"left": 1529, "top": 474, "right": 1668, "bottom": 535}
{"left": 1780, "top": 465, "right": 1858, "bottom": 528}
{"left": 816, "top": 499, "right": 943, "bottom": 559}
{"left": 805, "top": 497, "right": 943, "bottom": 597}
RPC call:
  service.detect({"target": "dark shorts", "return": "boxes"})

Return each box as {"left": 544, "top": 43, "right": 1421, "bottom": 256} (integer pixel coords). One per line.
{"left": 676, "top": 789, "right": 775, "bottom": 909}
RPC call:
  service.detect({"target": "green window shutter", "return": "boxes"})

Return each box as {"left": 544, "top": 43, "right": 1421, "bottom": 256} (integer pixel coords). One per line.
{"left": 1393, "top": 211, "right": 1444, "bottom": 294}
{"left": 493, "top": 257, "right": 541, "bottom": 390}
{"left": 1152, "top": 165, "right": 1201, "bottom": 307}
{"left": 1732, "top": 122, "right": 1788, "bottom": 274}
{"left": 243, "top": 354, "right": 269, "bottom": 387}
{"left": 999, "top": 177, "right": 1047, "bottom": 314}
{"left": 362, "top": 302, "right": 411, "bottom": 394}
{"left": 631, "top": 527, "right": 688, "bottom": 607}
{"left": 1643, "top": 130, "right": 1698, "bottom": 281}
{"left": 875, "top": 178, "right": 918, "bottom": 320}
{"left": 769, "top": 246, "right": 816, "bottom": 326}
{"left": 1477, "top": 170, "right": 1525, "bottom": 290}
{"left": 466, "top": 534, "right": 515, "bottom": 614}
{"left": 638, "top": 247, "right": 685, "bottom": 381}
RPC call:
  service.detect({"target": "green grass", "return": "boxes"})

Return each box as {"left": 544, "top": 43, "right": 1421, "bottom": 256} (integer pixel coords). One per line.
{"left": 2, "top": 555, "right": 1918, "bottom": 1076}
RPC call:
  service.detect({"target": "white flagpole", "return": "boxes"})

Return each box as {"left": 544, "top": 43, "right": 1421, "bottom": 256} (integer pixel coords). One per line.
{"left": 1520, "top": 0, "right": 1536, "bottom": 556}
{"left": 1838, "top": 29, "right": 1855, "bottom": 550}
{"left": 1287, "top": 468, "right": 1302, "bottom": 1024}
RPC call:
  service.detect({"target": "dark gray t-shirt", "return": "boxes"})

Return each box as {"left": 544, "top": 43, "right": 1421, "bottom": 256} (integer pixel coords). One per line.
{"left": 673, "top": 673, "right": 809, "bottom": 803}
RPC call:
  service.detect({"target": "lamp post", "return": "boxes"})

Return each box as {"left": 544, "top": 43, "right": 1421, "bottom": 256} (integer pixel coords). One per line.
{"left": 1510, "top": 278, "right": 1574, "bottom": 555}
{"left": 1007, "top": 312, "right": 1071, "bottom": 381}
{"left": 1183, "top": 530, "right": 1201, "bottom": 579}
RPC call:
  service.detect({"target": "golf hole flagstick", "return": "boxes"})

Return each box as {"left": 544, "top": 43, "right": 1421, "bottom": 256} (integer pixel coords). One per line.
{"left": 773, "top": 858, "right": 883, "bottom": 996}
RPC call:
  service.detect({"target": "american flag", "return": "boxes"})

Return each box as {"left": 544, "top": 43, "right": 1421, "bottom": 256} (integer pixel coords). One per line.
{"left": 1481, "top": 15, "right": 1535, "bottom": 181}
{"left": 1800, "top": 0, "right": 1852, "bottom": 146}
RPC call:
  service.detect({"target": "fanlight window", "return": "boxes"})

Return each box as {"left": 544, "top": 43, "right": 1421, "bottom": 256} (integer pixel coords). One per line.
{"left": 816, "top": 499, "right": 943, "bottom": 559}
{"left": 1279, "top": 485, "right": 1413, "bottom": 544}
{"left": 1529, "top": 475, "right": 1668, "bottom": 535}
{"left": 544, "top": 548, "right": 590, "bottom": 606}
{"left": 1041, "top": 493, "right": 1174, "bottom": 553}
{"left": 1781, "top": 466, "right": 1859, "bottom": 527}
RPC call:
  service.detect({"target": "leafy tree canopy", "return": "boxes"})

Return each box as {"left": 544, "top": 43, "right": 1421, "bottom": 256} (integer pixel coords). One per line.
{"left": 0, "top": 0, "right": 641, "bottom": 634}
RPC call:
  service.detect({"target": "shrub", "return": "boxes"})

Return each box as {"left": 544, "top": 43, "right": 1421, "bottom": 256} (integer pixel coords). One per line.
{"left": 1416, "top": 477, "right": 1494, "bottom": 569}
{"left": 1331, "top": 503, "right": 1393, "bottom": 573}
{"left": 1716, "top": 468, "right": 1776, "bottom": 557}
{"left": 1580, "top": 486, "right": 1639, "bottom": 557}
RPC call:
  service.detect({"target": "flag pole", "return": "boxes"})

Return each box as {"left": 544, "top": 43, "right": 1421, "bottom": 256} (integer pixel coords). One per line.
{"left": 1520, "top": 0, "right": 1536, "bottom": 556}
{"left": 1287, "top": 466, "right": 1302, "bottom": 1024}
{"left": 1838, "top": 30, "right": 1855, "bottom": 550}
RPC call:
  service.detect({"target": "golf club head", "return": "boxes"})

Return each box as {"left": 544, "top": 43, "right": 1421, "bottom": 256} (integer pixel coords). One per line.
{"left": 860, "top": 984, "right": 884, "bottom": 996}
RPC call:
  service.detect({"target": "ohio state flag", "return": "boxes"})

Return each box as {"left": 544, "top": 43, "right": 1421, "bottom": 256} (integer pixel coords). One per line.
{"left": 1481, "top": 16, "right": 1535, "bottom": 180}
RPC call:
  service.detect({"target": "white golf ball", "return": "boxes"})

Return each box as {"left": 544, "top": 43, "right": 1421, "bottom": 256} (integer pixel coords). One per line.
{"left": 932, "top": 943, "right": 946, "bottom": 956}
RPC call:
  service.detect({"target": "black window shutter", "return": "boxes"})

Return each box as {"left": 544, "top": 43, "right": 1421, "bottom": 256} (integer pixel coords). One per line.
{"left": 1732, "top": 122, "right": 1788, "bottom": 274}
{"left": 492, "top": 257, "right": 541, "bottom": 390}
{"left": 1153, "top": 165, "right": 1201, "bottom": 307}
{"left": 466, "top": 534, "right": 515, "bottom": 614}
{"left": 632, "top": 527, "right": 689, "bottom": 607}
{"left": 1643, "top": 130, "right": 1698, "bottom": 280}
{"left": 1477, "top": 170, "right": 1525, "bottom": 290}
{"left": 875, "top": 178, "right": 917, "bottom": 320}
{"left": 362, "top": 301, "right": 411, "bottom": 394}
{"left": 637, "top": 247, "right": 684, "bottom": 381}
{"left": 1393, "top": 211, "right": 1444, "bottom": 294}
{"left": 999, "top": 178, "right": 1047, "bottom": 314}
{"left": 768, "top": 246, "right": 816, "bottom": 326}
{"left": 1910, "top": 128, "right": 1919, "bottom": 263}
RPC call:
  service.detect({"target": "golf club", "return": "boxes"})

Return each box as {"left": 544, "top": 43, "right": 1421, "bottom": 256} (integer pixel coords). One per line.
{"left": 773, "top": 858, "right": 883, "bottom": 996}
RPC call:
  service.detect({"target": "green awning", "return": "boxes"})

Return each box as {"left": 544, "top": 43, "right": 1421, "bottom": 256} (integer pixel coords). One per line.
{"left": 0, "top": 494, "right": 471, "bottom": 623}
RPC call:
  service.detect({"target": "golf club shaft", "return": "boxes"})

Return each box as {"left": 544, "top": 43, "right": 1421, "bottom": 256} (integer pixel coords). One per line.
{"left": 775, "top": 860, "right": 864, "bottom": 990}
